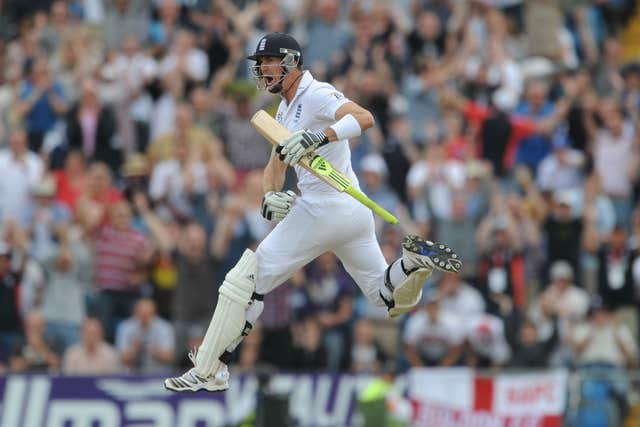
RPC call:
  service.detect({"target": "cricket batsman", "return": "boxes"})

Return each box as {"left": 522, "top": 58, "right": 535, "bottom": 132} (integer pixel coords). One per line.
{"left": 165, "top": 33, "right": 462, "bottom": 392}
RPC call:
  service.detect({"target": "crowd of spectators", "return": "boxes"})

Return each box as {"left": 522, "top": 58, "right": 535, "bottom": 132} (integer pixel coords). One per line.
{"left": 0, "top": 0, "right": 639, "bottom": 385}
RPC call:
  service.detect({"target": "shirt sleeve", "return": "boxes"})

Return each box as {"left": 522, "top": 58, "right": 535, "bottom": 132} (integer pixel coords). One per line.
{"left": 313, "top": 85, "right": 351, "bottom": 121}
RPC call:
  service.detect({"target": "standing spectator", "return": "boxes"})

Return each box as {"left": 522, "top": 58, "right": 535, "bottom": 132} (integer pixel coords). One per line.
{"left": 27, "top": 175, "right": 72, "bottom": 262}
{"left": 170, "top": 222, "right": 220, "bottom": 365}
{"left": 103, "top": 0, "right": 151, "bottom": 51}
{"left": 148, "top": 103, "right": 216, "bottom": 164}
{"left": 92, "top": 201, "right": 150, "bottom": 342}
{"left": 158, "top": 30, "right": 209, "bottom": 85}
{"left": 116, "top": 298, "right": 175, "bottom": 374}
{"left": 403, "top": 291, "right": 465, "bottom": 367}
{"left": 149, "top": 140, "right": 208, "bottom": 221}
{"left": 505, "top": 308, "right": 559, "bottom": 368}
{"left": 10, "top": 311, "right": 60, "bottom": 373}
{"left": 75, "top": 162, "right": 123, "bottom": 227}
{"left": 596, "top": 226, "right": 637, "bottom": 310}
{"left": 590, "top": 98, "right": 638, "bottom": 227}
{"left": 16, "top": 57, "right": 66, "bottom": 152}
{"left": 536, "top": 130, "right": 585, "bottom": 193}
{"left": 299, "top": 252, "right": 355, "bottom": 371}
{"left": 40, "top": 235, "right": 92, "bottom": 352}
{"left": 543, "top": 192, "right": 584, "bottom": 280}
{"left": 513, "top": 80, "right": 555, "bottom": 174}
{"left": 53, "top": 150, "right": 87, "bottom": 212}
{"left": 219, "top": 91, "right": 271, "bottom": 178}
{"left": 0, "top": 128, "right": 44, "bottom": 227}
{"left": 303, "top": 0, "right": 351, "bottom": 73}
{"left": 476, "top": 215, "right": 527, "bottom": 313}
{"left": 63, "top": 318, "right": 121, "bottom": 375}
{"left": 106, "top": 35, "right": 158, "bottom": 154}
{"left": 0, "top": 241, "right": 23, "bottom": 365}
{"left": 66, "top": 77, "right": 120, "bottom": 173}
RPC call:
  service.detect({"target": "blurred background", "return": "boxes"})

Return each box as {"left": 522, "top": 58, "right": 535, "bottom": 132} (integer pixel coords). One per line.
{"left": 0, "top": 0, "right": 639, "bottom": 426}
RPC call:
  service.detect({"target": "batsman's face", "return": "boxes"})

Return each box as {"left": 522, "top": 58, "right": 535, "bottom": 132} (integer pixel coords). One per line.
{"left": 258, "top": 56, "right": 284, "bottom": 88}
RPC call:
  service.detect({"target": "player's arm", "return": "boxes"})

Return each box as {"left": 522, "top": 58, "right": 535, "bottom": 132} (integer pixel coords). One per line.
{"left": 261, "top": 146, "right": 296, "bottom": 222}
{"left": 324, "top": 101, "right": 375, "bottom": 142}
{"left": 263, "top": 146, "right": 287, "bottom": 193}
{"left": 277, "top": 100, "right": 375, "bottom": 165}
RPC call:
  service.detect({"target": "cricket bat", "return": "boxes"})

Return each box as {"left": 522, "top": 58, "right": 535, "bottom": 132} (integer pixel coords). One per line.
{"left": 251, "top": 110, "right": 399, "bottom": 225}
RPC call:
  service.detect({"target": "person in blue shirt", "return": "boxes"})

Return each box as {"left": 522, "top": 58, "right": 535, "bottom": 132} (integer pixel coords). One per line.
{"left": 514, "top": 80, "right": 555, "bottom": 174}
{"left": 17, "top": 57, "right": 66, "bottom": 152}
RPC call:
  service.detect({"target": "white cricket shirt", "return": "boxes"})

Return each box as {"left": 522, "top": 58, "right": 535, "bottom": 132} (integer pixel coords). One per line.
{"left": 275, "top": 71, "right": 361, "bottom": 194}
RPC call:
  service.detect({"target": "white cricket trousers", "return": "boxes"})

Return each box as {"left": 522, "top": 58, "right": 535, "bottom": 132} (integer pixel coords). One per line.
{"left": 255, "top": 191, "right": 388, "bottom": 307}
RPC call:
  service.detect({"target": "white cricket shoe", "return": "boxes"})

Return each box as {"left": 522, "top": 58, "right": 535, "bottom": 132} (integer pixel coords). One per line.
{"left": 384, "top": 235, "right": 462, "bottom": 318}
{"left": 164, "top": 351, "right": 229, "bottom": 393}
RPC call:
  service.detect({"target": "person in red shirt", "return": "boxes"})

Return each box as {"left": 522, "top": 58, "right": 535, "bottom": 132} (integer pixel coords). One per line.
{"left": 76, "top": 162, "right": 123, "bottom": 228}
{"left": 54, "top": 150, "right": 87, "bottom": 212}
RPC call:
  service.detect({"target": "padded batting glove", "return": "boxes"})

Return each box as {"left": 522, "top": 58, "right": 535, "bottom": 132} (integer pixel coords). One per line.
{"left": 261, "top": 190, "right": 296, "bottom": 221}
{"left": 277, "top": 129, "right": 329, "bottom": 166}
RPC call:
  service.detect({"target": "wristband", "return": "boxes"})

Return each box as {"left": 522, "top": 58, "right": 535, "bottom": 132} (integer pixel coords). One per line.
{"left": 329, "top": 114, "right": 362, "bottom": 141}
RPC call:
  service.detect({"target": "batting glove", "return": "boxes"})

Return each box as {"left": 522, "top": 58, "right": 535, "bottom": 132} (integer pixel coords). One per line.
{"left": 261, "top": 190, "right": 296, "bottom": 221}
{"left": 277, "top": 129, "right": 329, "bottom": 166}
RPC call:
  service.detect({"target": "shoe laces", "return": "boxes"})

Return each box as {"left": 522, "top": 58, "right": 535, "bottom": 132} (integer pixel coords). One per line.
{"left": 188, "top": 347, "right": 198, "bottom": 366}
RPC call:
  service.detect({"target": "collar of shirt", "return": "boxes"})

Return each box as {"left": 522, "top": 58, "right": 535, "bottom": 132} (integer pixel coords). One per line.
{"left": 282, "top": 70, "right": 314, "bottom": 108}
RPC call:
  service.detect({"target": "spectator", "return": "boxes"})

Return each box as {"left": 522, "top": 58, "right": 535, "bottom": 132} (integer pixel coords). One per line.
{"left": 543, "top": 192, "right": 583, "bottom": 280}
{"left": 66, "top": 77, "right": 120, "bottom": 173}
{"left": 536, "top": 129, "right": 585, "bottom": 193}
{"left": 403, "top": 291, "right": 465, "bottom": 367}
{"left": 92, "top": 200, "right": 151, "bottom": 342}
{"left": 0, "top": 128, "right": 44, "bottom": 227}
{"left": 27, "top": 175, "right": 72, "bottom": 262}
{"left": 40, "top": 233, "right": 92, "bottom": 352}
{"left": 0, "top": 241, "right": 24, "bottom": 365}
{"left": 290, "top": 315, "right": 327, "bottom": 371}
{"left": 350, "top": 318, "right": 386, "bottom": 374}
{"left": 76, "top": 162, "right": 123, "bottom": 228}
{"left": 10, "top": 310, "right": 60, "bottom": 373}
{"left": 158, "top": 29, "right": 209, "bottom": 85}
{"left": 569, "top": 297, "right": 637, "bottom": 369}
{"left": 116, "top": 298, "right": 175, "bottom": 374}
{"left": 596, "top": 226, "right": 637, "bottom": 310}
{"left": 532, "top": 261, "right": 589, "bottom": 338}
{"left": 589, "top": 98, "right": 638, "bottom": 227}
{"left": 476, "top": 215, "right": 527, "bottom": 313}
{"left": 63, "top": 317, "right": 120, "bottom": 375}
{"left": 53, "top": 150, "right": 87, "bottom": 212}
{"left": 513, "top": 80, "right": 555, "bottom": 174}
{"left": 506, "top": 308, "right": 559, "bottom": 368}
{"left": 103, "top": 0, "right": 151, "bottom": 51}
{"left": 16, "top": 57, "right": 66, "bottom": 152}
{"left": 464, "top": 313, "right": 511, "bottom": 368}
{"left": 149, "top": 139, "right": 208, "bottom": 221}
{"left": 303, "top": 0, "right": 351, "bottom": 73}
{"left": 169, "top": 222, "right": 220, "bottom": 364}
{"left": 437, "top": 272, "right": 485, "bottom": 318}
{"left": 299, "top": 252, "right": 355, "bottom": 371}
{"left": 219, "top": 90, "right": 271, "bottom": 177}
{"left": 148, "top": 102, "right": 217, "bottom": 164}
